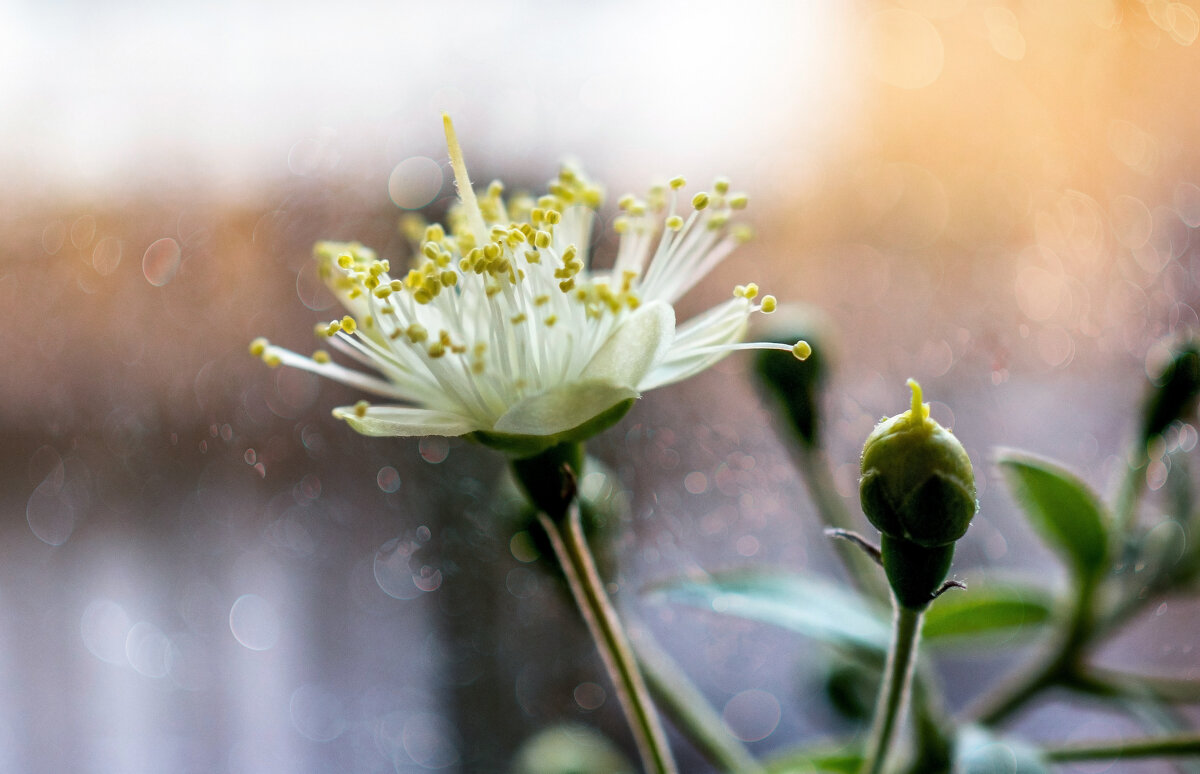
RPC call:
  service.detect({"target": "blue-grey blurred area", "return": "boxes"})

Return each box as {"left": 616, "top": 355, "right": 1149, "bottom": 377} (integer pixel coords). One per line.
{"left": 4, "top": 1, "right": 1200, "bottom": 772}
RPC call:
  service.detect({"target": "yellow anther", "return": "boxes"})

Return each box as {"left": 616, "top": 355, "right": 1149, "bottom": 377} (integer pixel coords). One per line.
{"left": 545, "top": 210, "right": 561, "bottom": 225}
{"left": 264, "top": 352, "right": 282, "bottom": 368}
{"left": 425, "top": 223, "right": 445, "bottom": 242}
{"left": 407, "top": 324, "right": 428, "bottom": 343}
{"left": 714, "top": 178, "right": 730, "bottom": 195}
{"left": 511, "top": 313, "right": 528, "bottom": 324}
{"left": 483, "top": 243, "right": 501, "bottom": 261}
{"left": 373, "top": 286, "right": 392, "bottom": 298}
{"left": 441, "top": 270, "right": 458, "bottom": 287}
{"left": 340, "top": 315, "right": 357, "bottom": 334}
{"left": 792, "top": 341, "right": 812, "bottom": 360}
{"left": 760, "top": 295, "right": 777, "bottom": 313}
{"left": 365, "top": 275, "right": 380, "bottom": 290}
{"left": 249, "top": 337, "right": 269, "bottom": 357}
{"left": 390, "top": 279, "right": 403, "bottom": 291}
{"left": 559, "top": 278, "right": 576, "bottom": 292}
{"left": 422, "top": 242, "right": 440, "bottom": 260}
{"left": 534, "top": 231, "right": 552, "bottom": 249}
{"left": 524, "top": 250, "right": 541, "bottom": 264}
{"left": 487, "top": 180, "right": 504, "bottom": 197}
{"left": 706, "top": 213, "right": 729, "bottom": 230}
{"left": 666, "top": 215, "right": 684, "bottom": 231}
{"left": 312, "top": 350, "right": 331, "bottom": 364}
{"left": 531, "top": 207, "right": 545, "bottom": 223}
{"left": 485, "top": 285, "right": 501, "bottom": 298}
{"left": 428, "top": 342, "right": 446, "bottom": 358}
{"left": 613, "top": 216, "right": 629, "bottom": 234}
{"left": 354, "top": 400, "right": 369, "bottom": 417}
{"left": 545, "top": 315, "right": 558, "bottom": 327}
{"left": 618, "top": 194, "right": 636, "bottom": 211}
{"left": 733, "top": 285, "right": 747, "bottom": 298}
{"left": 744, "top": 282, "right": 759, "bottom": 299}
{"left": 471, "top": 360, "right": 485, "bottom": 374}
{"left": 669, "top": 175, "right": 686, "bottom": 190}
{"left": 414, "top": 289, "right": 433, "bottom": 305}
{"left": 733, "top": 224, "right": 754, "bottom": 243}
{"left": 729, "top": 193, "right": 749, "bottom": 210}
{"left": 337, "top": 253, "right": 353, "bottom": 269}
{"left": 692, "top": 192, "right": 710, "bottom": 210}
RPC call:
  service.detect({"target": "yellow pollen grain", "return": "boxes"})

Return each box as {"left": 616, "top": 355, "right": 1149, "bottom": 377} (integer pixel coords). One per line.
{"left": 760, "top": 295, "right": 777, "bottom": 313}
{"left": 692, "top": 192, "right": 710, "bottom": 210}
{"left": 249, "top": 337, "right": 269, "bottom": 356}
{"left": 340, "top": 315, "right": 357, "bottom": 333}
{"left": 669, "top": 175, "right": 686, "bottom": 189}
{"left": 792, "top": 341, "right": 812, "bottom": 360}
{"left": 312, "top": 350, "right": 331, "bottom": 363}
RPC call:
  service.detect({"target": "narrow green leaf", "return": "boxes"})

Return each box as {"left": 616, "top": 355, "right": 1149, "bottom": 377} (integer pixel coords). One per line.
{"left": 922, "top": 582, "right": 1057, "bottom": 646}
{"left": 646, "top": 569, "right": 890, "bottom": 653}
{"left": 997, "top": 450, "right": 1109, "bottom": 580}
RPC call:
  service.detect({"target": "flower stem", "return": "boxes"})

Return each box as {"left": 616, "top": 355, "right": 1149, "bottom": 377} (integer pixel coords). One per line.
{"left": 538, "top": 506, "right": 677, "bottom": 774}
{"left": 860, "top": 605, "right": 923, "bottom": 774}
{"left": 628, "top": 620, "right": 765, "bottom": 774}
{"left": 1042, "top": 732, "right": 1200, "bottom": 762}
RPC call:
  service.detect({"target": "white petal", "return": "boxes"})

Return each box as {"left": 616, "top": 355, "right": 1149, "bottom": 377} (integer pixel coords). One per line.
{"left": 333, "top": 405, "right": 480, "bottom": 437}
{"left": 579, "top": 300, "right": 675, "bottom": 387}
{"left": 492, "top": 381, "right": 638, "bottom": 437}
{"left": 638, "top": 303, "right": 749, "bottom": 391}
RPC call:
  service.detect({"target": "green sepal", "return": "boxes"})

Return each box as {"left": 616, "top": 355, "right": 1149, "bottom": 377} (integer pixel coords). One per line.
{"left": 468, "top": 398, "right": 635, "bottom": 457}
{"left": 510, "top": 442, "right": 585, "bottom": 521}
{"left": 881, "top": 534, "right": 956, "bottom": 611}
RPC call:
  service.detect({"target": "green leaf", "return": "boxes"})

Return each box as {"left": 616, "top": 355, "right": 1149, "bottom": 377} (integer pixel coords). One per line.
{"left": 646, "top": 569, "right": 890, "bottom": 653}
{"left": 956, "top": 725, "right": 1050, "bottom": 774}
{"left": 922, "top": 581, "right": 1057, "bottom": 646}
{"left": 764, "top": 743, "right": 860, "bottom": 774}
{"left": 997, "top": 450, "right": 1109, "bottom": 580}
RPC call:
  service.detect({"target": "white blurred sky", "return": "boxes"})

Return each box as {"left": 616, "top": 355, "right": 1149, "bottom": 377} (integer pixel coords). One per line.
{"left": 1, "top": 0, "right": 858, "bottom": 197}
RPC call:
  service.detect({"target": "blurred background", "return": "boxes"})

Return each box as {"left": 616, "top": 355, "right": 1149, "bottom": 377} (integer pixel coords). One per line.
{"left": 3, "top": 0, "right": 1200, "bottom": 771}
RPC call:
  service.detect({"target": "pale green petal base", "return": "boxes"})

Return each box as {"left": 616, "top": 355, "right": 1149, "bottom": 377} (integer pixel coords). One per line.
{"left": 472, "top": 397, "right": 636, "bottom": 458}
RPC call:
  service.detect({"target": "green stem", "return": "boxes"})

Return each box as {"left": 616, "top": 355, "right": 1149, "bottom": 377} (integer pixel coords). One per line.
{"left": 794, "top": 446, "right": 891, "bottom": 604}
{"left": 965, "top": 573, "right": 1097, "bottom": 725}
{"left": 628, "top": 621, "right": 765, "bottom": 774}
{"left": 538, "top": 507, "right": 677, "bottom": 774}
{"left": 1112, "top": 450, "right": 1146, "bottom": 544}
{"left": 860, "top": 605, "right": 923, "bottom": 774}
{"left": 1043, "top": 733, "right": 1200, "bottom": 762}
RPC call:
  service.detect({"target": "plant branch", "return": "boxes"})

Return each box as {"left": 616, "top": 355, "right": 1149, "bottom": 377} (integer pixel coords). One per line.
{"left": 860, "top": 605, "right": 923, "bottom": 774}
{"left": 539, "top": 507, "right": 677, "bottom": 774}
{"left": 628, "top": 621, "right": 765, "bottom": 774}
{"left": 1043, "top": 733, "right": 1200, "bottom": 763}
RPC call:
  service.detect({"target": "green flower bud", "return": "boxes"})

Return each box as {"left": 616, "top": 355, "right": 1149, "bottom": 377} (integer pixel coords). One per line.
{"left": 753, "top": 306, "right": 829, "bottom": 449}
{"left": 860, "top": 380, "right": 977, "bottom": 548}
{"left": 1141, "top": 335, "right": 1200, "bottom": 444}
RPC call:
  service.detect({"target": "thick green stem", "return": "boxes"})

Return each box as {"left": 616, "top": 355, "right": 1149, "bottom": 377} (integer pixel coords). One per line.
{"left": 1043, "top": 733, "right": 1200, "bottom": 762}
{"left": 538, "top": 507, "right": 677, "bottom": 774}
{"left": 860, "top": 605, "right": 923, "bottom": 774}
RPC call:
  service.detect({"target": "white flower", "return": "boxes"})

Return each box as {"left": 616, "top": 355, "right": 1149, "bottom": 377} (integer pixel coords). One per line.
{"left": 253, "top": 116, "right": 808, "bottom": 456}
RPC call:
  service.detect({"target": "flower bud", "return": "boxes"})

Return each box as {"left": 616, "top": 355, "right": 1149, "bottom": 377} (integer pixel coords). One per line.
{"left": 753, "top": 306, "right": 830, "bottom": 449}
{"left": 1141, "top": 335, "right": 1200, "bottom": 444}
{"left": 860, "top": 380, "right": 977, "bottom": 548}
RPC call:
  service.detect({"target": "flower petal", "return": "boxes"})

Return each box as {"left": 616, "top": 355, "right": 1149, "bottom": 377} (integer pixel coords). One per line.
{"left": 579, "top": 300, "right": 675, "bottom": 387}
{"left": 639, "top": 300, "right": 749, "bottom": 391}
{"left": 332, "top": 405, "right": 480, "bottom": 437}
{"left": 492, "top": 381, "right": 639, "bottom": 437}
